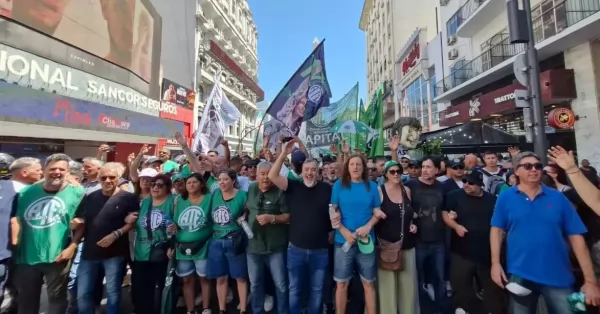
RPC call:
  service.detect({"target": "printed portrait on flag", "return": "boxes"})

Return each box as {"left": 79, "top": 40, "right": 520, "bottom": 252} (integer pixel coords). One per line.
{"left": 275, "top": 78, "right": 309, "bottom": 135}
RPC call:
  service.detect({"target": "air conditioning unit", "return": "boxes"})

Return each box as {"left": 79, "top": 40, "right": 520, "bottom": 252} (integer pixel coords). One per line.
{"left": 447, "top": 34, "right": 457, "bottom": 46}
{"left": 448, "top": 49, "right": 459, "bottom": 60}
{"left": 440, "top": 0, "right": 450, "bottom": 6}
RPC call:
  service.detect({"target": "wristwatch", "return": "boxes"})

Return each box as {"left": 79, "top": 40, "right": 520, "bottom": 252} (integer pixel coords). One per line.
{"left": 270, "top": 215, "right": 276, "bottom": 224}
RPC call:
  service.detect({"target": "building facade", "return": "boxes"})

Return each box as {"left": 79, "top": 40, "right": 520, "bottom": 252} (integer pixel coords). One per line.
{"left": 359, "top": 0, "right": 439, "bottom": 129}
{"left": 434, "top": 0, "right": 600, "bottom": 166}
{"left": 0, "top": 0, "right": 199, "bottom": 163}
{"left": 196, "top": 0, "right": 264, "bottom": 154}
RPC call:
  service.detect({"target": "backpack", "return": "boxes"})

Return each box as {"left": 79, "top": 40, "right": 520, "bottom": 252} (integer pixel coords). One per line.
{"left": 480, "top": 169, "right": 506, "bottom": 196}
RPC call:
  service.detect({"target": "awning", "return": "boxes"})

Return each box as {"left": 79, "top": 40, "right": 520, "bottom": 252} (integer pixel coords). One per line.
{"left": 420, "top": 122, "right": 520, "bottom": 154}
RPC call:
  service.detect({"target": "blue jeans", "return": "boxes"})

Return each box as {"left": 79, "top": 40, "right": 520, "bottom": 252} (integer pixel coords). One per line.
{"left": 287, "top": 243, "right": 329, "bottom": 314}
{"left": 77, "top": 256, "right": 125, "bottom": 314}
{"left": 247, "top": 252, "right": 289, "bottom": 314}
{"left": 332, "top": 244, "right": 377, "bottom": 283}
{"left": 206, "top": 237, "right": 248, "bottom": 279}
{"left": 415, "top": 241, "right": 447, "bottom": 311}
{"left": 510, "top": 283, "right": 573, "bottom": 314}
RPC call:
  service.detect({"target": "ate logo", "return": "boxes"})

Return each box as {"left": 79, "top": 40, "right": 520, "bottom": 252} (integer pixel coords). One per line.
{"left": 141, "top": 210, "right": 165, "bottom": 230}
{"left": 24, "top": 196, "right": 68, "bottom": 229}
{"left": 212, "top": 205, "right": 232, "bottom": 226}
{"left": 177, "top": 206, "right": 207, "bottom": 232}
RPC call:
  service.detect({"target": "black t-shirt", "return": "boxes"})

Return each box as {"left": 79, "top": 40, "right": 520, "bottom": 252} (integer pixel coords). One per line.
{"left": 286, "top": 180, "right": 332, "bottom": 250}
{"left": 581, "top": 167, "right": 599, "bottom": 187}
{"left": 375, "top": 185, "right": 416, "bottom": 250}
{"left": 76, "top": 190, "right": 140, "bottom": 260}
{"left": 404, "top": 178, "right": 445, "bottom": 243}
{"left": 445, "top": 189, "right": 496, "bottom": 265}
{"left": 564, "top": 188, "right": 600, "bottom": 241}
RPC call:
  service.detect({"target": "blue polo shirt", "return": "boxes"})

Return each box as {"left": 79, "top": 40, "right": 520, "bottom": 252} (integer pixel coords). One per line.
{"left": 491, "top": 185, "right": 587, "bottom": 288}
{"left": 331, "top": 180, "right": 381, "bottom": 245}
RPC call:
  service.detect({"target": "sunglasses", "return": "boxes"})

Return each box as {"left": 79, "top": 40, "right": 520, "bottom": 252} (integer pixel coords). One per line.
{"left": 369, "top": 167, "right": 377, "bottom": 171}
{"left": 388, "top": 169, "right": 402, "bottom": 175}
{"left": 451, "top": 165, "right": 465, "bottom": 170}
{"left": 461, "top": 179, "right": 479, "bottom": 185}
{"left": 150, "top": 182, "right": 165, "bottom": 189}
{"left": 518, "top": 162, "right": 543, "bottom": 171}
{"left": 99, "top": 175, "right": 117, "bottom": 181}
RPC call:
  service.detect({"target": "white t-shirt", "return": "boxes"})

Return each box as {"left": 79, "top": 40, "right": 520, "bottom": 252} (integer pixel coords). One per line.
{"left": 481, "top": 167, "right": 504, "bottom": 192}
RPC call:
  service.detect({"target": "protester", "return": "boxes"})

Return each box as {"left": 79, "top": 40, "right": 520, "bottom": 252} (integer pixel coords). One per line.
{"left": 11, "top": 154, "right": 85, "bottom": 314}
{"left": 491, "top": 151, "right": 600, "bottom": 312}
{"left": 268, "top": 139, "right": 332, "bottom": 314}
{"left": 168, "top": 172, "right": 213, "bottom": 314}
{"left": 246, "top": 161, "right": 289, "bottom": 314}
{"left": 206, "top": 169, "right": 248, "bottom": 314}
{"left": 375, "top": 160, "right": 419, "bottom": 313}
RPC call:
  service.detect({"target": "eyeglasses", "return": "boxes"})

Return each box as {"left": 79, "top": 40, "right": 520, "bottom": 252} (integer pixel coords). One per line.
{"left": 518, "top": 162, "right": 543, "bottom": 171}
{"left": 461, "top": 179, "right": 478, "bottom": 185}
{"left": 388, "top": 170, "right": 401, "bottom": 175}
{"left": 369, "top": 167, "right": 377, "bottom": 171}
{"left": 150, "top": 182, "right": 165, "bottom": 189}
{"left": 451, "top": 165, "right": 465, "bottom": 170}
{"left": 99, "top": 176, "right": 117, "bottom": 181}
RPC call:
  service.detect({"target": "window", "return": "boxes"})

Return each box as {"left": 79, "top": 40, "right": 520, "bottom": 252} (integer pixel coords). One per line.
{"left": 446, "top": 12, "right": 461, "bottom": 37}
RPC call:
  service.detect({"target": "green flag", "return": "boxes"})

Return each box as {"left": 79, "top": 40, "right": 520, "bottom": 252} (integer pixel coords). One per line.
{"left": 367, "top": 87, "right": 384, "bottom": 158}
{"left": 161, "top": 258, "right": 179, "bottom": 314}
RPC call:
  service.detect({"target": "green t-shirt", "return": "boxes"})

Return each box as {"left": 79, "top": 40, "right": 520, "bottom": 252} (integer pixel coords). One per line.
{"left": 163, "top": 160, "right": 179, "bottom": 174}
{"left": 207, "top": 176, "right": 219, "bottom": 193}
{"left": 246, "top": 183, "right": 289, "bottom": 254}
{"left": 134, "top": 195, "right": 175, "bottom": 261}
{"left": 14, "top": 183, "right": 84, "bottom": 265}
{"left": 210, "top": 189, "right": 247, "bottom": 238}
{"left": 180, "top": 164, "right": 192, "bottom": 178}
{"left": 174, "top": 194, "right": 213, "bottom": 260}
{"left": 280, "top": 165, "right": 302, "bottom": 181}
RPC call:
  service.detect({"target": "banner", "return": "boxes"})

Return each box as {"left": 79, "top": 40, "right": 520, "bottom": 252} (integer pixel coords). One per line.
{"left": 161, "top": 78, "right": 195, "bottom": 110}
{"left": 193, "top": 71, "right": 241, "bottom": 154}
{"left": 305, "top": 83, "right": 359, "bottom": 154}
{"left": 366, "top": 87, "right": 384, "bottom": 158}
{"left": 0, "top": 0, "right": 162, "bottom": 85}
{"left": 261, "top": 40, "right": 331, "bottom": 147}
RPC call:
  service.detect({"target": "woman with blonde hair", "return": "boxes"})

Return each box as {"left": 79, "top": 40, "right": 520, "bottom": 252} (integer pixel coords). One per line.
{"left": 376, "top": 160, "right": 420, "bottom": 313}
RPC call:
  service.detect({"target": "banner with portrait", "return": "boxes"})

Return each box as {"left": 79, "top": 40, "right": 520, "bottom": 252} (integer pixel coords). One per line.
{"left": 161, "top": 78, "right": 195, "bottom": 110}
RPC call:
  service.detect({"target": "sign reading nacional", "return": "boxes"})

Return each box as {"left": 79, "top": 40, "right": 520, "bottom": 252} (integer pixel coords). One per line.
{"left": 0, "top": 44, "right": 176, "bottom": 116}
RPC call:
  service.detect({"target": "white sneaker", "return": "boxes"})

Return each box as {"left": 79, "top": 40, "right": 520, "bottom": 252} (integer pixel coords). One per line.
{"left": 455, "top": 308, "right": 467, "bottom": 314}
{"left": 201, "top": 309, "right": 212, "bottom": 314}
{"left": 426, "top": 284, "right": 435, "bottom": 301}
{"left": 226, "top": 289, "right": 234, "bottom": 304}
{"left": 264, "top": 294, "right": 274, "bottom": 312}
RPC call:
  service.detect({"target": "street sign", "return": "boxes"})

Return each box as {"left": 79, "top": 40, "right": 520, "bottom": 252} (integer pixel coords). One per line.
{"left": 514, "top": 89, "right": 530, "bottom": 108}
{"left": 513, "top": 53, "right": 529, "bottom": 86}
{"left": 523, "top": 107, "right": 533, "bottom": 143}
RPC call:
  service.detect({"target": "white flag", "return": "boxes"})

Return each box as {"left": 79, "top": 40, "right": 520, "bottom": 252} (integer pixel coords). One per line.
{"left": 193, "top": 71, "right": 242, "bottom": 154}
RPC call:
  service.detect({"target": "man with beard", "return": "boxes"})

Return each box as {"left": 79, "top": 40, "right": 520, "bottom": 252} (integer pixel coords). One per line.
{"left": 10, "top": 153, "right": 85, "bottom": 314}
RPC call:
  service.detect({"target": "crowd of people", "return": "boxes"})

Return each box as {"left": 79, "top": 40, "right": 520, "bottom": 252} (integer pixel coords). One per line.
{"left": 1, "top": 132, "right": 600, "bottom": 314}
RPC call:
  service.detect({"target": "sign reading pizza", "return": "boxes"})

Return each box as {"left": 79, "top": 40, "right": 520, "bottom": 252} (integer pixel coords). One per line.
{"left": 402, "top": 43, "right": 420, "bottom": 75}
{"left": 547, "top": 108, "right": 575, "bottom": 129}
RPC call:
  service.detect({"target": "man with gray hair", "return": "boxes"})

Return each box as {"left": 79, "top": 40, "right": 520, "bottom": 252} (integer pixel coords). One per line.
{"left": 81, "top": 157, "right": 104, "bottom": 194}
{"left": 10, "top": 153, "right": 85, "bottom": 314}
{"left": 73, "top": 162, "right": 138, "bottom": 314}
{"left": 68, "top": 161, "right": 84, "bottom": 185}
{"left": 0, "top": 156, "right": 42, "bottom": 312}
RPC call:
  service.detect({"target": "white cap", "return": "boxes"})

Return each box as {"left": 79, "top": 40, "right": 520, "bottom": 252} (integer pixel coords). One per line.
{"left": 139, "top": 168, "right": 158, "bottom": 178}
{"left": 399, "top": 154, "right": 411, "bottom": 160}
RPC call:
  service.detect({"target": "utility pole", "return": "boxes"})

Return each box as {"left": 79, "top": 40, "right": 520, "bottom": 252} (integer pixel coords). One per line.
{"left": 507, "top": 0, "right": 548, "bottom": 164}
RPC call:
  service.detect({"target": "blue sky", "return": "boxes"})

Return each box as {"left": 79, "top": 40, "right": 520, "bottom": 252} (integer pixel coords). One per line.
{"left": 248, "top": 0, "right": 367, "bottom": 107}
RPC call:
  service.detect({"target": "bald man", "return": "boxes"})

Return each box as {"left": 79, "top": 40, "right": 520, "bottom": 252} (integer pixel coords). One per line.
{"left": 464, "top": 154, "right": 478, "bottom": 170}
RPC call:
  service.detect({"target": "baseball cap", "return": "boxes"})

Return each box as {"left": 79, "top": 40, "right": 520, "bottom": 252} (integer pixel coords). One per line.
{"left": 505, "top": 275, "right": 533, "bottom": 296}
{"left": 174, "top": 154, "right": 187, "bottom": 163}
{"left": 384, "top": 160, "right": 400, "bottom": 173}
{"left": 447, "top": 158, "right": 465, "bottom": 168}
{"left": 357, "top": 235, "right": 375, "bottom": 254}
{"left": 408, "top": 159, "right": 421, "bottom": 167}
{"left": 463, "top": 169, "right": 484, "bottom": 186}
{"left": 145, "top": 156, "right": 163, "bottom": 165}
{"left": 139, "top": 168, "right": 158, "bottom": 178}
{"left": 171, "top": 173, "right": 184, "bottom": 182}
{"left": 399, "top": 154, "right": 411, "bottom": 160}
{"left": 291, "top": 150, "right": 306, "bottom": 165}
{"left": 243, "top": 158, "right": 260, "bottom": 167}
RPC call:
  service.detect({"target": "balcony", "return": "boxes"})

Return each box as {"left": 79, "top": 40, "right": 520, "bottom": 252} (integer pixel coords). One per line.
{"left": 454, "top": 0, "right": 506, "bottom": 38}
{"left": 435, "top": 0, "right": 600, "bottom": 102}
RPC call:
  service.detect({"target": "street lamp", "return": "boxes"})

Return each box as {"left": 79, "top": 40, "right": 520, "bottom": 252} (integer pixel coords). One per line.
{"left": 235, "top": 125, "right": 259, "bottom": 155}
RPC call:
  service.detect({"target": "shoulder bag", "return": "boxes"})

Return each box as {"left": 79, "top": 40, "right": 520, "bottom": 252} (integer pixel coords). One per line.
{"left": 145, "top": 199, "right": 171, "bottom": 262}
{"left": 177, "top": 195, "right": 210, "bottom": 257}
{"left": 377, "top": 185, "right": 407, "bottom": 272}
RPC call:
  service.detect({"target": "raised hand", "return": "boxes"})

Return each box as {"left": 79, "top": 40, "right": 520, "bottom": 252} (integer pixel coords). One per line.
{"left": 548, "top": 146, "right": 577, "bottom": 171}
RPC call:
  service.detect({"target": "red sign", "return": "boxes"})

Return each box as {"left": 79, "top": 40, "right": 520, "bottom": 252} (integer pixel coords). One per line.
{"left": 53, "top": 99, "right": 91, "bottom": 125}
{"left": 402, "top": 43, "right": 420, "bottom": 75}
{"left": 547, "top": 108, "right": 575, "bottom": 129}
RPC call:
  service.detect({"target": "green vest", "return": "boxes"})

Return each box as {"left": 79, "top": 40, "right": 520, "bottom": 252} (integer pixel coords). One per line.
{"left": 246, "top": 183, "right": 289, "bottom": 254}
{"left": 210, "top": 189, "right": 247, "bottom": 238}
{"left": 207, "top": 176, "right": 219, "bottom": 193}
{"left": 174, "top": 194, "right": 213, "bottom": 260}
{"left": 15, "top": 183, "right": 84, "bottom": 265}
{"left": 134, "top": 195, "right": 175, "bottom": 261}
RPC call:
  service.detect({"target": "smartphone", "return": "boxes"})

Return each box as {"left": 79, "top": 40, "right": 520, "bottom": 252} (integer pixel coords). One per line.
{"left": 281, "top": 137, "right": 294, "bottom": 143}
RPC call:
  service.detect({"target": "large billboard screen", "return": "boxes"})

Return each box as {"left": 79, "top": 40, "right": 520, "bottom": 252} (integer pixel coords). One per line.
{"left": 0, "top": 0, "right": 161, "bottom": 86}
{"left": 161, "top": 78, "right": 195, "bottom": 110}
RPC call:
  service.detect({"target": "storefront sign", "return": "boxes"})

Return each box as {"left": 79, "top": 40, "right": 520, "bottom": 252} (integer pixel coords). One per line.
{"left": 0, "top": 82, "right": 184, "bottom": 138}
{"left": 0, "top": 44, "right": 176, "bottom": 116}
{"left": 161, "top": 78, "right": 195, "bottom": 110}
{"left": 494, "top": 93, "right": 515, "bottom": 104}
{"left": 469, "top": 97, "right": 481, "bottom": 117}
{"left": 445, "top": 111, "right": 459, "bottom": 119}
{"left": 547, "top": 108, "right": 575, "bottom": 129}
{"left": 165, "top": 139, "right": 180, "bottom": 146}
{"left": 402, "top": 43, "right": 420, "bottom": 75}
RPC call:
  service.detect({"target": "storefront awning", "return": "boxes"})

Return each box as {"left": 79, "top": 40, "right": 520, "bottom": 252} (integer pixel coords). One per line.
{"left": 420, "top": 122, "right": 520, "bottom": 154}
